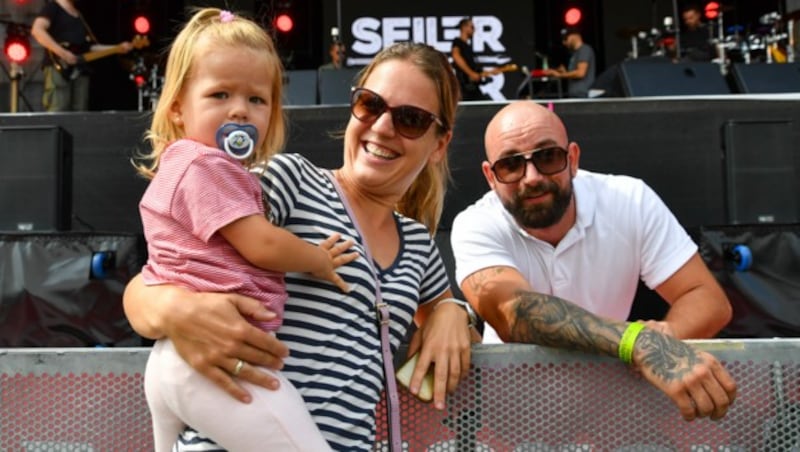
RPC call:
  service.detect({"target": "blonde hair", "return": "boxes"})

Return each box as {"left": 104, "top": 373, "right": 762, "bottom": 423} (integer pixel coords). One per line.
{"left": 134, "top": 7, "right": 286, "bottom": 179}
{"left": 355, "top": 42, "right": 460, "bottom": 234}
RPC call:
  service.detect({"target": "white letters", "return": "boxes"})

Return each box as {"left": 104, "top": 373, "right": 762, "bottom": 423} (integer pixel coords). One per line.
{"left": 351, "top": 15, "right": 505, "bottom": 55}
{"left": 351, "top": 17, "right": 382, "bottom": 55}
{"left": 349, "top": 14, "right": 513, "bottom": 99}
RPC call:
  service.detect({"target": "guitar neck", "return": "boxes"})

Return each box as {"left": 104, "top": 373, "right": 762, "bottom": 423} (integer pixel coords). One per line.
{"left": 82, "top": 45, "right": 126, "bottom": 63}
{"left": 485, "top": 64, "right": 518, "bottom": 77}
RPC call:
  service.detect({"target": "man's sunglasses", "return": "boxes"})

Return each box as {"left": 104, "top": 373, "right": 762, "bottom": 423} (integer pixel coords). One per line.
{"left": 350, "top": 87, "right": 448, "bottom": 139}
{"left": 490, "top": 146, "right": 569, "bottom": 183}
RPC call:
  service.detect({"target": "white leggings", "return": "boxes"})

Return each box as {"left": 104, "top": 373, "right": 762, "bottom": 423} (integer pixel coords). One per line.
{"left": 144, "top": 338, "right": 331, "bottom": 452}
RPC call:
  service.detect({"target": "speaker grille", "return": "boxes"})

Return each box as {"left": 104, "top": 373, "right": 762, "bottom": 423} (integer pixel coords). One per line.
{"left": 723, "top": 120, "right": 798, "bottom": 224}
{"left": 0, "top": 126, "right": 71, "bottom": 231}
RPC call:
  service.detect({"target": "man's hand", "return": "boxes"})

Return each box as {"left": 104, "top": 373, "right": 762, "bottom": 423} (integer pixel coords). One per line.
{"left": 633, "top": 329, "right": 737, "bottom": 421}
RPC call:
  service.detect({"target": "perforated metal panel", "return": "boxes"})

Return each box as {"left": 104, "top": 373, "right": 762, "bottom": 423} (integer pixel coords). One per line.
{"left": 0, "top": 349, "right": 152, "bottom": 451}
{"left": 376, "top": 340, "right": 800, "bottom": 451}
{"left": 1, "top": 341, "right": 799, "bottom": 452}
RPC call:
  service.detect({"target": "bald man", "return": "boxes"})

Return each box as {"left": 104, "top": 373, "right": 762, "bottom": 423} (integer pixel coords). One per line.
{"left": 451, "top": 100, "right": 736, "bottom": 421}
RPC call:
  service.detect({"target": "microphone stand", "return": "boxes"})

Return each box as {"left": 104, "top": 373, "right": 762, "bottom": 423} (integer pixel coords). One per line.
{"left": 672, "top": 0, "right": 681, "bottom": 60}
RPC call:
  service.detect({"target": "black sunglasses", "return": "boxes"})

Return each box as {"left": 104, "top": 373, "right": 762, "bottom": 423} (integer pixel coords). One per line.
{"left": 350, "top": 87, "right": 447, "bottom": 139}
{"left": 490, "top": 146, "right": 569, "bottom": 183}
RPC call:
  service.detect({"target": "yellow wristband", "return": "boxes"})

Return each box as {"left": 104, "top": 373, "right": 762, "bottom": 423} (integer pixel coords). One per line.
{"left": 618, "top": 322, "right": 645, "bottom": 365}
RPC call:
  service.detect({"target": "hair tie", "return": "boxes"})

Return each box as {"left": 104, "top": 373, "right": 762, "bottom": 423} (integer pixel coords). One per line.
{"left": 219, "top": 10, "right": 234, "bottom": 23}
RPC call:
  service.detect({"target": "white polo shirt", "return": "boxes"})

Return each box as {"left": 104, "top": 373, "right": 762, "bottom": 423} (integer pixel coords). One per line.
{"left": 451, "top": 170, "right": 697, "bottom": 344}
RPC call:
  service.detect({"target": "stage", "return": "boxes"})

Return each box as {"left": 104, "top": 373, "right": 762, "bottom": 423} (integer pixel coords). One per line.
{"left": 1, "top": 95, "right": 798, "bottom": 234}
{"left": 1, "top": 96, "right": 798, "bottom": 332}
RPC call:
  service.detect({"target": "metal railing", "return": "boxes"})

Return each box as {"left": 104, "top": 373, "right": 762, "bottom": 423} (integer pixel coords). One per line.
{"left": 2, "top": 340, "right": 799, "bottom": 451}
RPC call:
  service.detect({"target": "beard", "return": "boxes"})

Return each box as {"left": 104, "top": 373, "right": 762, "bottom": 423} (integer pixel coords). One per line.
{"left": 502, "top": 178, "right": 573, "bottom": 229}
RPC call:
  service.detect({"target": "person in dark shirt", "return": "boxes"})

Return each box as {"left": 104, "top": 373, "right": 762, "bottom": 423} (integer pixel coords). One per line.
{"left": 31, "top": 0, "right": 132, "bottom": 111}
{"left": 451, "top": 17, "right": 490, "bottom": 101}
{"left": 678, "top": 3, "right": 715, "bottom": 62}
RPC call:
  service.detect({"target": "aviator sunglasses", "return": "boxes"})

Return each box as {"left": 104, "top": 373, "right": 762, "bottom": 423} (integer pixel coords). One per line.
{"left": 490, "top": 146, "right": 569, "bottom": 183}
{"left": 350, "top": 87, "right": 448, "bottom": 139}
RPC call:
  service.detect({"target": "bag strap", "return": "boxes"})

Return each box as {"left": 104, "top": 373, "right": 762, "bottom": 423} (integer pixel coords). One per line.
{"left": 77, "top": 12, "right": 99, "bottom": 45}
{"left": 326, "top": 171, "right": 403, "bottom": 452}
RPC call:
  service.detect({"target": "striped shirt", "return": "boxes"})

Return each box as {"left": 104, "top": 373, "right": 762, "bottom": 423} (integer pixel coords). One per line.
{"left": 177, "top": 153, "right": 450, "bottom": 451}
{"left": 140, "top": 139, "right": 287, "bottom": 331}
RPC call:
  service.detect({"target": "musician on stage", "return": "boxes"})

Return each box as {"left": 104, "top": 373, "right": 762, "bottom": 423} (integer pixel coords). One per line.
{"left": 543, "top": 27, "right": 596, "bottom": 98}
{"left": 31, "top": 0, "right": 133, "bottom": 112}
{"left": 678, "top": 3, "right": 715, "bottom": 62}
{"left": 451, "top": 17, "right": 491, "bottom": 101}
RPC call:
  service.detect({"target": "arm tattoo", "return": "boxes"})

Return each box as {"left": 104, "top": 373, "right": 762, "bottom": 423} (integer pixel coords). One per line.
{"left": 509, "top": 290, "right": 703, "bottom": 383}
{"left": 467, "top": 266, "right": 507, "bottom": 296}
{"left": 634, "top": 329, "right": 701, "bottom": 382}
{"left": 508, "top": 290, "right": 622, "bottom": 357}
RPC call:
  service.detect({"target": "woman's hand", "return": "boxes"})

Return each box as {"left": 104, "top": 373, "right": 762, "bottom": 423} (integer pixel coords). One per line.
{"left": 406, "top": 298, "right": 477, "bottom": 410}
{"left": 123, "top": 274, "right": 289, "bottom": 403}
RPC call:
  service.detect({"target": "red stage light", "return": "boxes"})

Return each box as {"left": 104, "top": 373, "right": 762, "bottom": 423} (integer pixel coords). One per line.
{"left": 564, "top": 7, "right": 583, "bottom": 26}
{"left": 133, "top": 74, "right": 146, "bottom": 87}
{"left": 134, "top": 15, "right": 151, "bottom": 35}
{"left": 275, "top": 13, "right": 294, "bottom": 33}
{"left": 4, "top": 38, "right": 30, "bottom": 64}
{"left": 704, "top": 2, "right": 720, "bottom": 20}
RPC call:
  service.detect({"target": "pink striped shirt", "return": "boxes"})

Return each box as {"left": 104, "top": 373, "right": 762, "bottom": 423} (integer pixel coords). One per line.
{"left": 140, "top": 139, "right": 286, "bottom": 331}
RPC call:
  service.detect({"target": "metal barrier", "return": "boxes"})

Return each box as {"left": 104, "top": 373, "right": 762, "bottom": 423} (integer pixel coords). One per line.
{"left": 1, "top": 340, "right": 799, "bottom": 451}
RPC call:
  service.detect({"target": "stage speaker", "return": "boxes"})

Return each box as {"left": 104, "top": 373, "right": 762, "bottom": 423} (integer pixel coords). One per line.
{"left": 619, "top": 61, "right": 731, "bottom": 96}
{"left": 284, "top": 69, "right": 318, "bottom": 105}
{"left": 317, "top": 68, "right": 360, "bottom": 105}
{"left": 730, "top": 62, "right": 800, "bottom": 93}
{"left": 723, "top": 120, "right": 798, "bottom": 224}
{"left": 0, "top": 126, "right": 72, "bottom": 231}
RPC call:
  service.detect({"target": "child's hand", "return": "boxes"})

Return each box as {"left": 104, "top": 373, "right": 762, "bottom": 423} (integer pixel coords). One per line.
{"left": 311, "top": 233, "right": 358, "bottom": 292}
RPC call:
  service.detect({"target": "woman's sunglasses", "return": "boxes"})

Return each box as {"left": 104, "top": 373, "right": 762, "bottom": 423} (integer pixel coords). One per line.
{"left": 350, "top": 87, "right": 448, "bottom": 139}
{"left": 490, "top": 146, "right": 569, "bottom": 183}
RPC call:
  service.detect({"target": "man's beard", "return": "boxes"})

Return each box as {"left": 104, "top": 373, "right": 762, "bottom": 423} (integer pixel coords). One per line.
{"left": 503, "top": 178, "right": 573, "bottom": 229}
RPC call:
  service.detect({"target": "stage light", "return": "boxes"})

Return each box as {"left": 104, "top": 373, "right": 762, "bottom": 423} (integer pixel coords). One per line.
{"left": 133, "top": 14, "right": 151, "bottom": 35}
{"left": 704, "top": 2, "right": 720, "bottom": 20}
{"left": 564, "top": 7, "right": 583, "bottom": 26}
{"left": 4, "top": 25, "right": 31, "bottom": 64}
{"left": 274, "top": 13, "right": 294, "bottom": 33}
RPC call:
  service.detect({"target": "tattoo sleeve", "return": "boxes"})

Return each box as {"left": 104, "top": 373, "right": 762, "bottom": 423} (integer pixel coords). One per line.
{"left": 509, "top": 289, "right": 701, "bottom": 383}
{"left": 508, "top": 289, "right": 622, "bottom": 357}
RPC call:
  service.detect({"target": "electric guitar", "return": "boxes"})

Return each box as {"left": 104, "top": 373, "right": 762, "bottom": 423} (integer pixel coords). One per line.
{"left": 49, "top": 35, "right": 149, "bottom": 81}
{"left": 460, "top": 63, "right": 519, "bottom": 93}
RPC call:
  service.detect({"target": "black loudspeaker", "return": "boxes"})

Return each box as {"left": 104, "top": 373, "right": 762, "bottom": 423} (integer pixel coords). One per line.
{"left": 0, "top": 126, "right": 72, "bottom": 231}
{"left": 619, "top": 61, "right": 731, "bottom": 96}
{"left": 284, "top": 69, "right": 318, "bottom": 105}
{"left": 317, "top": 68, "right": 360, "bottom": 105}
{"left": 730, "top": 62, "right": 800, "bottom": 93}
{"left": 723, "top": 120, "right": 798, "bottom": 224}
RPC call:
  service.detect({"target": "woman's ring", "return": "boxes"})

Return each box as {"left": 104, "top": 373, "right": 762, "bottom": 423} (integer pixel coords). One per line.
{"left": 232, "top": 359, "right": 245, "bottom": 377}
